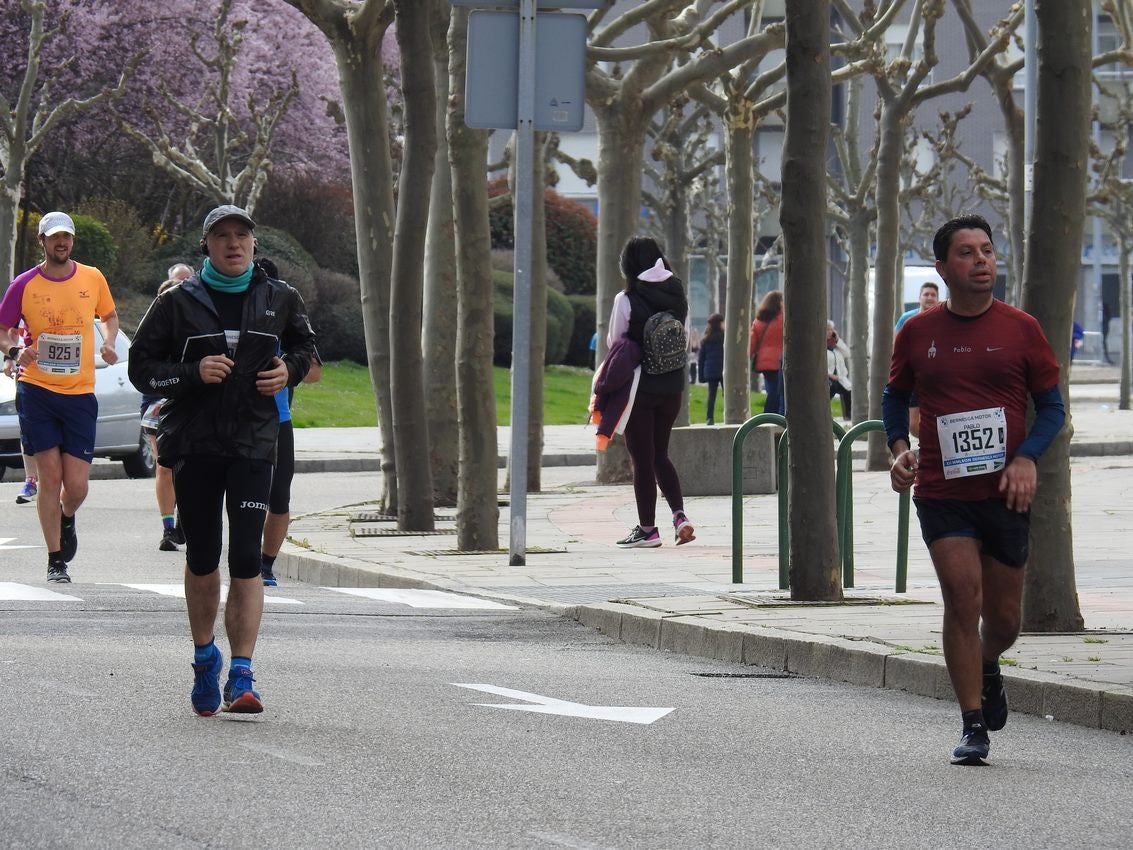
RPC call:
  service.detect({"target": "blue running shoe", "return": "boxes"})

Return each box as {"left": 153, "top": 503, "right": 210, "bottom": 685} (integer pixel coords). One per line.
{"left": 261, "top": 566, "right": 278, "bottom": 587}
{"left": 951, "top": 724, "right": 990, "bottom": 766}
{"left": 191, "top": 644, "right": 223, "bottom": 717}
{"left": 223, "top": 667, "right": 264, "bottom": 714}
{"left": 16, "top": 479, "right": 37, "bottom": 504}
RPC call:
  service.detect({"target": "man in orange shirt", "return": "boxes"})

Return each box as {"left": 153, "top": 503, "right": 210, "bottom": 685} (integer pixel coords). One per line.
{"left": 0, "top": 211, "right": 119, "bottom": 583}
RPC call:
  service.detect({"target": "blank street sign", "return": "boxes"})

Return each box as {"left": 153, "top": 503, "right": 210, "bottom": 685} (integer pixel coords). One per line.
{"left": 451, "top": 1, "right": 607, "bottom": 8}
{"left": 465, "top": 10, "right": 587, "bottom": 131}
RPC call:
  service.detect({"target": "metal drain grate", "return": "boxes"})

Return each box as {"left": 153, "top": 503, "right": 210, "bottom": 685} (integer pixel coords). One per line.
{"left": 351, "top": 527, "right": 457, "bottom": 538}
{"left": 351, "top": 511, "right": 458, "bottom": 523}
{"left": 410, "top": 547, "right": 568, "bottom": 556}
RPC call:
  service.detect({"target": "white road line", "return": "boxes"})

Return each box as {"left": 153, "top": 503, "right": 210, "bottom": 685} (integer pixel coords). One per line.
{"left": 118, "top": 584, "right": 303, "bottom": 605}
{"left": 452, "top": 683, "right": 675, "bottom": 725}
{"left": 0, "top": 538, "right": 37, "bottom": 550}
{"left": 324, "top": 587, "right": 518, "bottom": 610}
{"left": 0, "top": 582, "right": 81, "bottom": 602}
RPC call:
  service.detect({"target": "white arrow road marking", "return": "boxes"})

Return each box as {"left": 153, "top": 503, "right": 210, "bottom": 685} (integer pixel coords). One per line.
{"left": 0, "top": 538, "right": 37, "bottom": 550}
{"left": 325, "top": 588, "right": 517, "bottom": 610}
{"left": 0, "top": 582, "right": 81, "bottom": 602}
{"left": 452, "top": 684, "right": 675, "bottom": 725}
{"left": 117, "top": 584, "right": 302, "bottom": 605}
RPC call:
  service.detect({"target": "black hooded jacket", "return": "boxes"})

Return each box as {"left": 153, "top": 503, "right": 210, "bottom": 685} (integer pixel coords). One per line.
{"left": 626, "top": 277, "right": 688, "bottom": 395}
{"left": 128, "top": 267, "right": 316, "bottom": 465}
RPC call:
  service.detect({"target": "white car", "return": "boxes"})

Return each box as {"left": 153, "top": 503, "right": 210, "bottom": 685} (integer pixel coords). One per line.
{"left": 0, "top": 325, "right": 154, "bottom": 479}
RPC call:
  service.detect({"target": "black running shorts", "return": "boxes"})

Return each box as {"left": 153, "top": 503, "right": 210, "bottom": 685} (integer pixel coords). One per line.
{"left": 913, "top": 497, "right": 1030, "bottom": 568}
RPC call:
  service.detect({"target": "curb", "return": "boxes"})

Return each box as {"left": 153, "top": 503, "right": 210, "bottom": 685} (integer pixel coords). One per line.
{"left": 563, "top": 602, "right": 1133, "bottom": 733}
{"left": 278, "top": 547, "right": 1132, "bottom": 735}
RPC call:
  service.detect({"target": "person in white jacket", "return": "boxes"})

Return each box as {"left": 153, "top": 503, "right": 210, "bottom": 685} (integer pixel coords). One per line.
{"left": 826, "top": 321, "right": 852, "bottom": 422}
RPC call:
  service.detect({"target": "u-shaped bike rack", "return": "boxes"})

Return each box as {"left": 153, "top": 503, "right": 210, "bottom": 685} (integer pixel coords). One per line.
{"left": 731, "top": 417, "right": 910, "bottom": 592}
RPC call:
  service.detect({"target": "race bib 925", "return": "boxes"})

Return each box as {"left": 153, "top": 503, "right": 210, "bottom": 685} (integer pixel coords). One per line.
{"left": 36, "top": 332, "right": 82, "bottom": 375}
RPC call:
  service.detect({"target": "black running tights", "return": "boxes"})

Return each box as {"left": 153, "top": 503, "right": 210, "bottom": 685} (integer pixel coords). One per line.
{"left": 622, "top": 391, "right": 684, "bottom": 528}
{"left": 172, "top": 455, "right": 273, "bottom": 579}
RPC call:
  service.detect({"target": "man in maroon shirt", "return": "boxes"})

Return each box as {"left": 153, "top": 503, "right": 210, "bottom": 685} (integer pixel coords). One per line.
{"left": 883, "top": 215, "right": 1065, "bottom": 765}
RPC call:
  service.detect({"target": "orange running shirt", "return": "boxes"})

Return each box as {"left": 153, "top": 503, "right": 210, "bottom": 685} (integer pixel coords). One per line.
{"left": 0, "top": 261, "right": 116, "bottom": 395}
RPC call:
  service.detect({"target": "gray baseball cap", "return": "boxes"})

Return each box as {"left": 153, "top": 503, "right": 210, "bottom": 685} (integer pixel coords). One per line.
{"left": 202, "top": 204, "right": 255, "bottom": 236}
{"left": 38, "top": 211, "right": 76, "bottom": 237}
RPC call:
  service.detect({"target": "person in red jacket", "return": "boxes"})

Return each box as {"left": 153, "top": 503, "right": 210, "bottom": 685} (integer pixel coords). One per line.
{"left": 749, "top": 290, "right": 784, "bottom": 414}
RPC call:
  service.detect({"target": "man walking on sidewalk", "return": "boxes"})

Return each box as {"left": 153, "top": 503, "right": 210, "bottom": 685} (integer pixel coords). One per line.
{"left": 882, "top": 214, "right": 1065, "bottom": 765}
{"left": 0, "top": 211, "right": 120, "bottom": 583}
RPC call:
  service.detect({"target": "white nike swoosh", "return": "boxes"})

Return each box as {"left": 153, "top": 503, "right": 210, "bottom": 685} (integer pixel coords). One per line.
{"left": 986, "top": 347, "right": 1003, "bottom": 352}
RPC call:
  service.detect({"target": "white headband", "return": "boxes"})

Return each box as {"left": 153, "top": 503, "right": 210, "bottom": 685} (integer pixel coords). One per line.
{"left": 637, "top": 258, "right": 673, "bottom": 282}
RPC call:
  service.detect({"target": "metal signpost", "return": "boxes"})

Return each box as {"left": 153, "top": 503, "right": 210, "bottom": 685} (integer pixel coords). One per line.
{"left": 456, "top": 0, "right": 597, "bottom": 565}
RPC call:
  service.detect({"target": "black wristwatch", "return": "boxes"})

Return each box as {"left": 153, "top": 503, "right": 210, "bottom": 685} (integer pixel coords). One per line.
{"left": 6, "top": 346, "right": 19, "bottom": 361}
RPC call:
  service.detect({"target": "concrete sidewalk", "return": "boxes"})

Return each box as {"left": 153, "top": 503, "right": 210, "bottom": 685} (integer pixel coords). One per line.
{"left": 279, "top": 367, "right": 1133, "bottom": 735}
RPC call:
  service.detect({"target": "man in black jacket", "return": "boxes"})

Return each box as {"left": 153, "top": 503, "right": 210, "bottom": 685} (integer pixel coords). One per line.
{"left": 129, "top": 205, "right": 315, "bottom": 717}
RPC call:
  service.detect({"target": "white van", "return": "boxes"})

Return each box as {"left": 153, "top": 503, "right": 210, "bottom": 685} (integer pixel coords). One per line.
{"left": 866, "top": 265, "right": 948, "bottom": 322}
{"left": 897, "top": 266, "right": 947, "bottom": 313}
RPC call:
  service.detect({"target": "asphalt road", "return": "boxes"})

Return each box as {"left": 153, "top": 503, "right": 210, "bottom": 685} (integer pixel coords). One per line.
{"left": 2, "top": 473, "right": 1130, "bottom": 849}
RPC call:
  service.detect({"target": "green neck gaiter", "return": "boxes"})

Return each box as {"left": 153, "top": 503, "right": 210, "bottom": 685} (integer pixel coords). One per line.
{"left": 200, "top": 258, "right": 253, "bottom": 293}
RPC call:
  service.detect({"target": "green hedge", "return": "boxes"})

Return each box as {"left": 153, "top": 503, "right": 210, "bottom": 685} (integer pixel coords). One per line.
{"left": 487, "top": 178, "right": 598, "bottom": 295}
{"left": 564, "top": 294, "right": 597, "bottom": 367}
{"left": 493, "top": 270, "right": 575, "bottom": 367}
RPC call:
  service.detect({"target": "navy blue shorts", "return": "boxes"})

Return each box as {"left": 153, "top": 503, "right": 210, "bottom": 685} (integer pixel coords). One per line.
{"left": 913, "top": 497, "right": 1030, "bottom": 568}
{"left": 16, "top": 382, "right": 97, "bottom": 461}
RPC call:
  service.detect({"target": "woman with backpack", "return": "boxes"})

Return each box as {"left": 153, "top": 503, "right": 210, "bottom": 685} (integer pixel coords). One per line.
{"left": 604, "top": 236, "right": 695, "bottom": 548}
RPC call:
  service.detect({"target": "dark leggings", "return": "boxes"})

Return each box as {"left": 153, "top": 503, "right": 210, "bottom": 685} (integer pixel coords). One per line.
{"left": 762, "top": 370, "right": 784, "bottom": 415}
{"left": 623, "top": 391, "right": 684, "bottom": 527}
{"left": 172, "top": 455, "right": 273, "bottom": 579}
{"left": 269, "top": 421, "right": 295, "bottom": 514}
{"left": 705, "top": 379, "right": 720, "bottom": 423}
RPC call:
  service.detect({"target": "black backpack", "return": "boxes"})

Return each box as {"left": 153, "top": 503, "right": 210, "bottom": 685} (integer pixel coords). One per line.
{"left": 642, "top": 311, "right": 687, "bottom": 374}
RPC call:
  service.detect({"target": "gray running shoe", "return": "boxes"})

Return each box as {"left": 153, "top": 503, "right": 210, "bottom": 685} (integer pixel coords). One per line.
{"left": 47, "top": 560, "right": 71, "bottom": 583}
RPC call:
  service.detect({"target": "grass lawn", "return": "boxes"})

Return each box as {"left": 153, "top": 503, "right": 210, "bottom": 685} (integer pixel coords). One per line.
{"left": 290, "top": 361, "right": 840, "bottom": 428}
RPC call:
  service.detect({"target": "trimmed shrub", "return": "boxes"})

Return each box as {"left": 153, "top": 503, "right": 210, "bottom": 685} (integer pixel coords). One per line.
{"left": 488, "top": 178, "right": 597, "bottom": 296}
{"left": 493, "top": 270, "right": 574, "bottom": 367}
{"left": 63, "top": 213, "right": 118, "bottom": 276}
{"left": 75, "top": 198, "right": 154, "bottom": 294}
{"left": 313, "top": 301, "right": 368, "bottom": 364}
{"left": 310, "top": 267, "right": 360, "bottom": 308}
{"left": 564, "top": 294, "right": 597, "bottom": 368}
{"left": 545, "top": 285, "right": 575, "bottom": 364}
{"left": 543, "top": 191, "right": 598, "bottom": 295}
{"left": 305, "top": 268, "right": 361, "bottom": 347}
{"left": 256, "top": 175, "right": 359, "bottom": 276}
